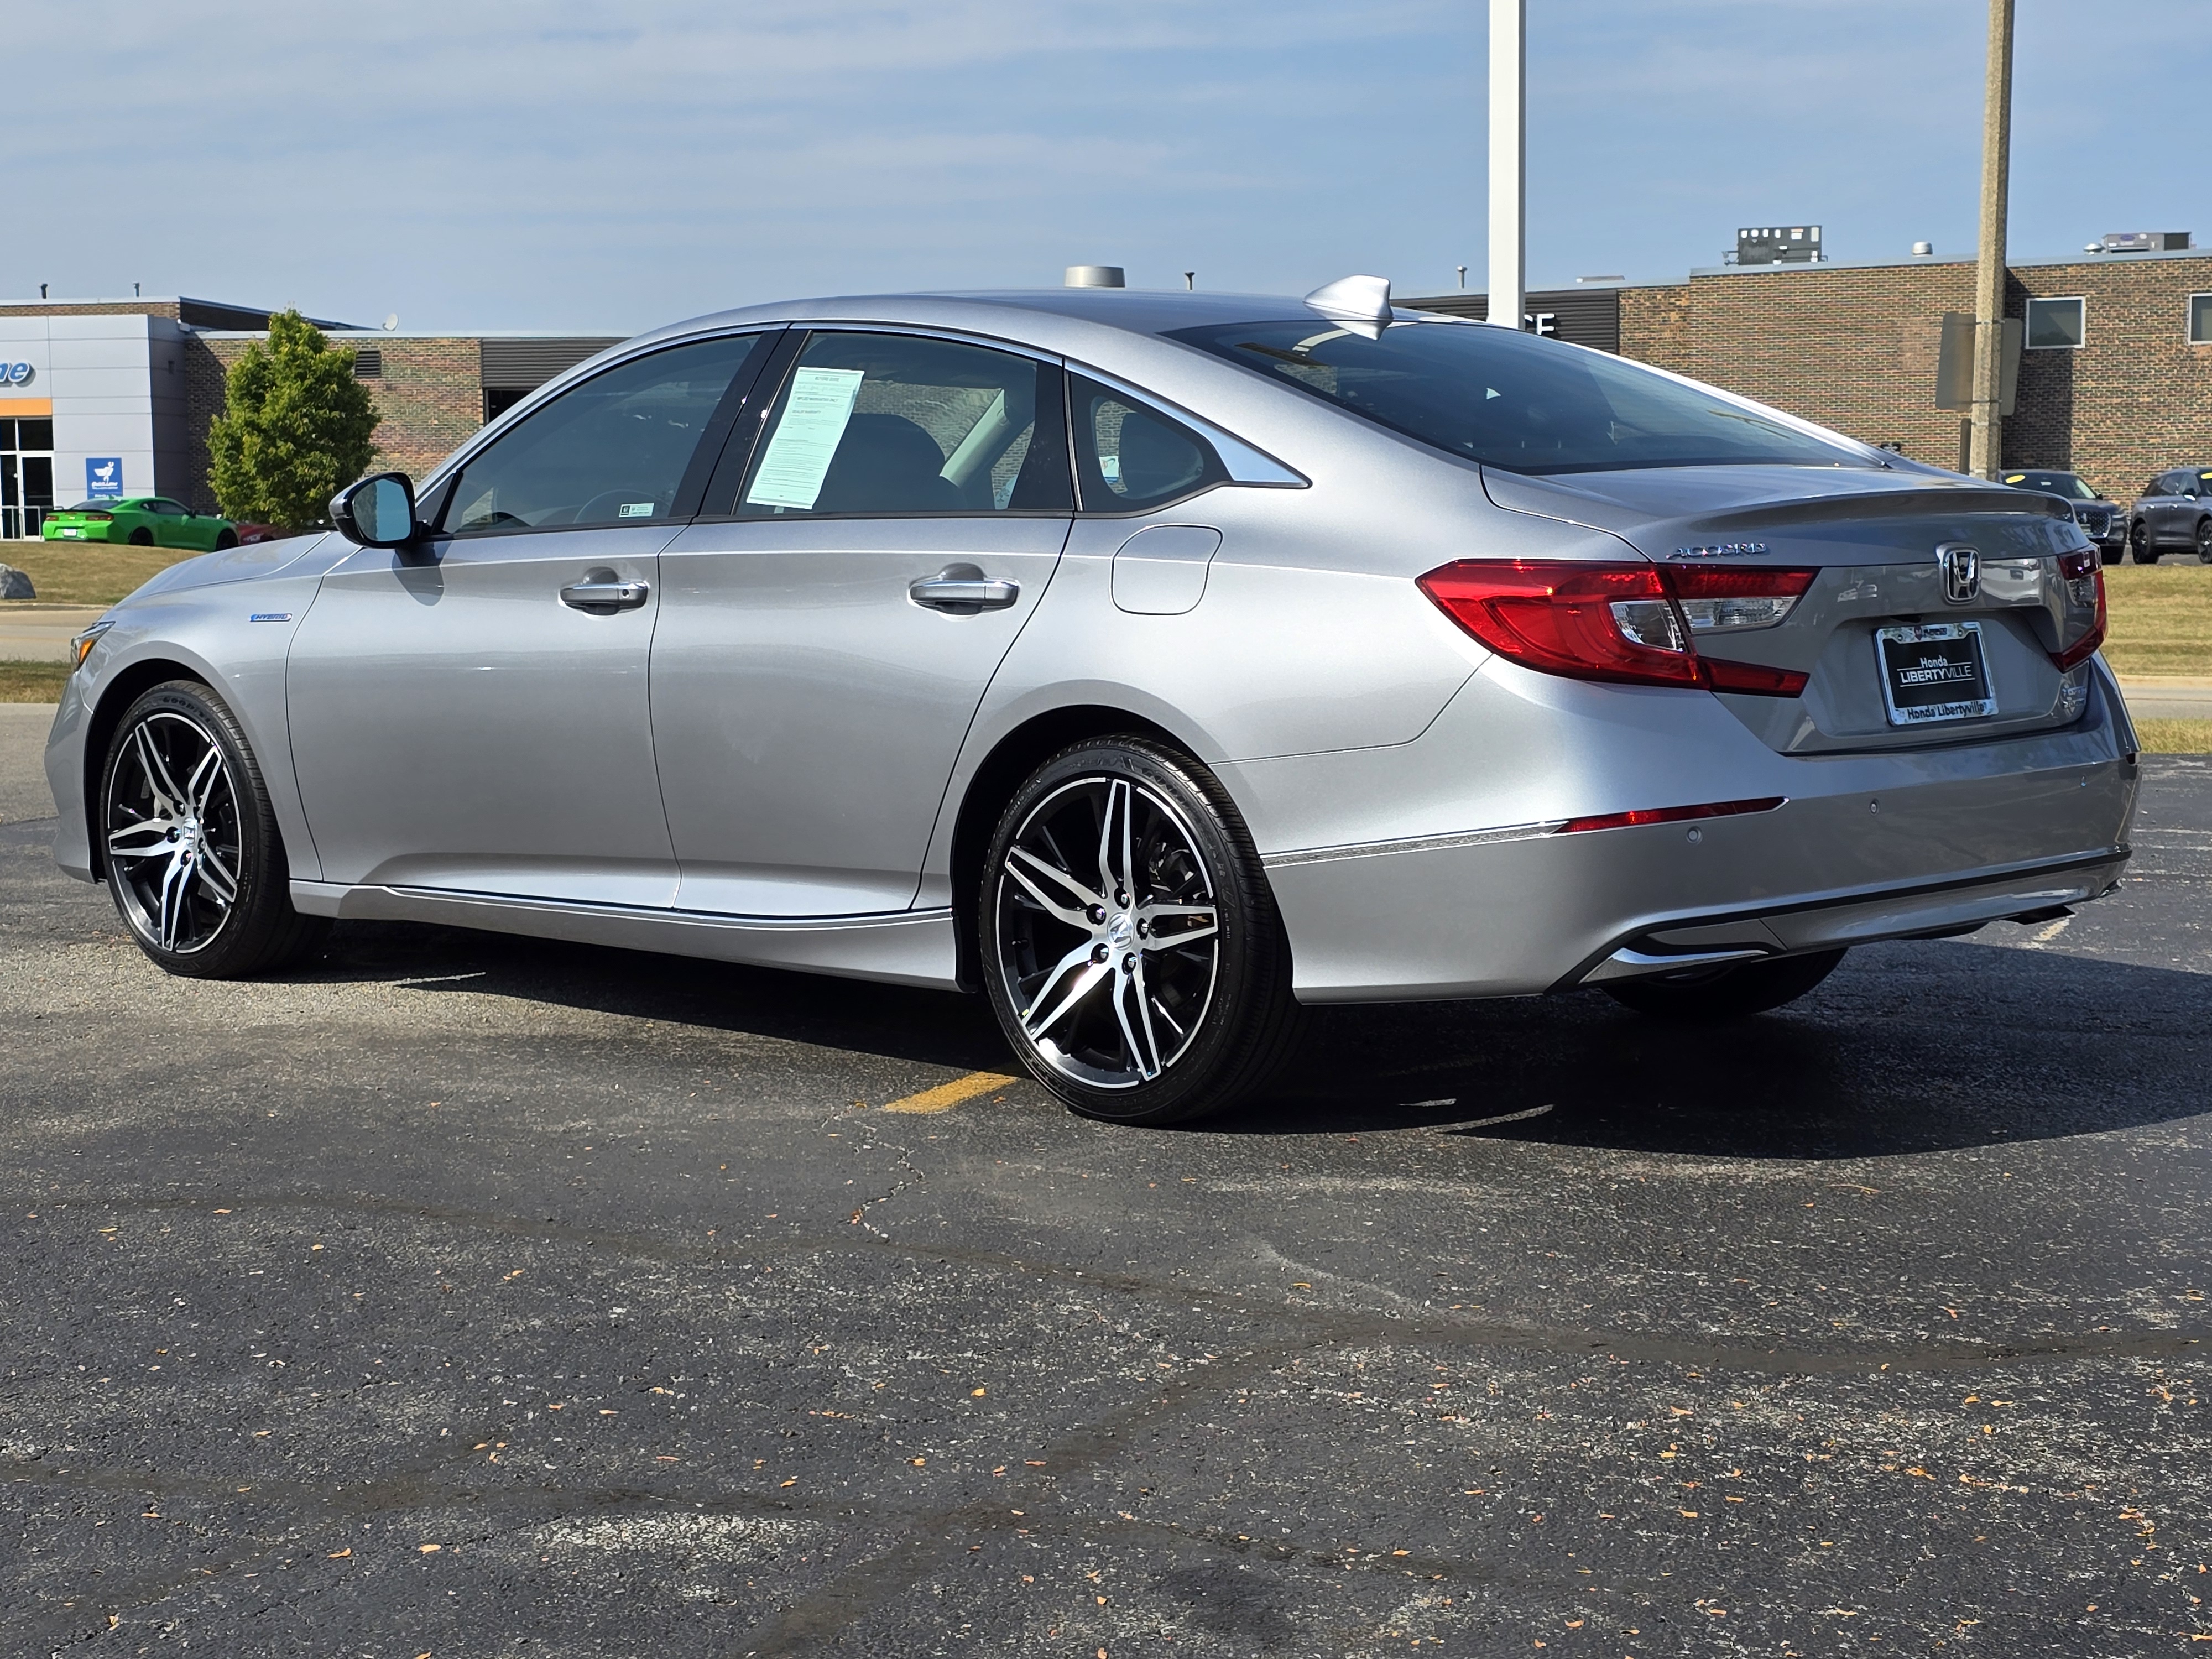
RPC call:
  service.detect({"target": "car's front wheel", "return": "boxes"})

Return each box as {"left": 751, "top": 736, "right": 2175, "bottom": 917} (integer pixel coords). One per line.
{"left": 980, "top": 738, "right": 1298, "bottom": 1125}
{"left": 215, "top": 529, "right": 238, "bottom": 551}
{"left": 100, "top": 680, "right": 326, "bottom": 978}
{"left": 2131, "top": 521, "right": 2159, "bottom": 565}
{"left": 1603, "top": 948, "right": 1846, "bottom": 1021}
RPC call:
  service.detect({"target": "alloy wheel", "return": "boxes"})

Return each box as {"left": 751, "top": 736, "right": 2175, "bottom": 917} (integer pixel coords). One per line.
{"left": 992, "top": 774, "right": 1222, "bottom": 1090}
{"left": 105, "top": 710, "right": 243, "bottom": 955}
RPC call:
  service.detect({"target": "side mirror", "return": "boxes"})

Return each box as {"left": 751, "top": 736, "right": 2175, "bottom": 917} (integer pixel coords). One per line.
{"left": 331, "top": 472, "right": 419, "bottom": 548}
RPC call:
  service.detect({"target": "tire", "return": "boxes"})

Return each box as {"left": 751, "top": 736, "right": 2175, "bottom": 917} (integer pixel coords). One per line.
{"left": 98, "top": 680, "right": 327, "bottom": 978}
{"left": 214, "top": 529, "right": 238, "bottom": 550}
{"left": 980, "top": 737, "right": 1299, "bottom": 1125}
{"left": 1603, "top": 947, "right": 1847, "bottom": 1021}
{"left": 2197, "top": 519, "right": 2212, "bottom": 564}
{"left": 128, "top": 527, "right": 154, "bottom": 546}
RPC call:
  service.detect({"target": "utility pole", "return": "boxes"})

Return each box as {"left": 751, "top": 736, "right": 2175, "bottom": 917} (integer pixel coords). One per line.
{"left": 1969, "top": 0, "right": 2014, "bottom": 478}
{"left": 1488, "top": 0, "right": 1525, "bottom": 330}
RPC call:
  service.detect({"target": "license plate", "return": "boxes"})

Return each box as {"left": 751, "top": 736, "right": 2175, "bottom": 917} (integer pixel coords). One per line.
{"left": 1876, "top": 622, "right": 1995, "bottom": 725}
{"left": 56, "top": 526, "right": 81, "bottom": 538}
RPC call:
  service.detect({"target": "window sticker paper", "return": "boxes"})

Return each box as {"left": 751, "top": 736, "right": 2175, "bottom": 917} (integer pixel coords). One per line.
{"left": 618, "top": 501, "right": 655, "bottom": 518}
{"left": 745, "top": 367, "right": 866, "bottom": 510}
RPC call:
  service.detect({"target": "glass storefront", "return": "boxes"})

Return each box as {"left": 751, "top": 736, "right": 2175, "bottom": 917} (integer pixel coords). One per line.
{"left": 1, "top": 418, "right": 55, "bottom": 540}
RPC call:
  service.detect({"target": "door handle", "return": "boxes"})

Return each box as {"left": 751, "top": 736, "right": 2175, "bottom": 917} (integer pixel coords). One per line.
{"left": 909, "top": 563, "right": 1019, "bottom": 614}
{"left": 560, "top": 569, "right": 650, "bottom": 613}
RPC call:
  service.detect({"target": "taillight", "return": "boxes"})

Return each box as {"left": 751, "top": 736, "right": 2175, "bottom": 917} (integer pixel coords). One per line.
{"left": 1415, "top": 562, "right": 1700, "bottom": 687}
{"left": 2052, "top": 548, "right": 2106, "bottom": 671}
{"left": 1417, "top": 560, "right": 1814, "bottom": 696}
{"left": 84, "top": 511, "right": 113, "bottom": 522}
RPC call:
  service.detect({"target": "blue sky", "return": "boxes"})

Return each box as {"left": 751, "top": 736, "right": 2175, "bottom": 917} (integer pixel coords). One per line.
{"left": 6, "top": 0, "right": 2202, "bottom": 331}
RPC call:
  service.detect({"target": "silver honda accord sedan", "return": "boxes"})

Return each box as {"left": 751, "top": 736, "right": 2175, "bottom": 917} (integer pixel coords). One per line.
{"left": 45, "top": 278, "right": 2136, "bottom": 1124}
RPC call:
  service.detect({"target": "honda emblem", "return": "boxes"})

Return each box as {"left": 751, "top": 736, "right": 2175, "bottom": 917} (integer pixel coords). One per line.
{"left": 1937, "top": 543, "right": 1980, "bottom": 603}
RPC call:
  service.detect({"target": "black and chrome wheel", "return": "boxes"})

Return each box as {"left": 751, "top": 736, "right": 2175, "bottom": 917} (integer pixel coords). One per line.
{"left": 100, "top": 680, "right": 325, "bottom": 978}
{"left": 982, "top": 738, "right": 1298, "bottom": 1125}
{"left": 1603, "top": 947, "right": 1846, "bottom": 1021}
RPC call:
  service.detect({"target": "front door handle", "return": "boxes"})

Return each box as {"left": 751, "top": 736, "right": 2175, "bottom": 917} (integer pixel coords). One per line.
{"left": 560, "top": 568, "right": 650, "bottom": 613}
{"left": 909, "top": 562, "right": 1019, "bottom": 614}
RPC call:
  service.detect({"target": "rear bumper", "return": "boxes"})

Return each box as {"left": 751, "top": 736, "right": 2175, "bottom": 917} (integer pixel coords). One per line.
{"left": 1228, "top": 658, "right": 2140, "bottom": 1003}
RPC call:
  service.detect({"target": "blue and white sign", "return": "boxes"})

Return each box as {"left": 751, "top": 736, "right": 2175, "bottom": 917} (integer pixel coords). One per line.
{"left": 86, "top": 458, "right": 124, "bottom": 499}
{"left": 1, "top": 362, "right": 31, "bottom": 384}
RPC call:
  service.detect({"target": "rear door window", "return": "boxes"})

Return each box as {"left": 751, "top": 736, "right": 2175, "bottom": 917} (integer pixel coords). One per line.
{"left": 1068, "top": 374, "right": 1225, "bottom": 513}
{"left": 731, "top": 332, "right": 1070, "bottom": 518}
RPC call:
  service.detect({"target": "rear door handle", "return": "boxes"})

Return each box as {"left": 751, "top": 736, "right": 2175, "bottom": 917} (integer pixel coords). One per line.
{"left": 560, "top": 569, "right": 650, "bottom": 613}
{"left": 909, "top": 563, "right": 1019, "bottom": 614}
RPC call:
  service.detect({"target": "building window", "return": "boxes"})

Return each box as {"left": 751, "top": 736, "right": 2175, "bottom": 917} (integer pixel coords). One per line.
{"left": 2190, "top": 294, "right": 2212, "bottom": 345}
{"left": 2025, "top": 296, "right": 2085, "bottom": 349}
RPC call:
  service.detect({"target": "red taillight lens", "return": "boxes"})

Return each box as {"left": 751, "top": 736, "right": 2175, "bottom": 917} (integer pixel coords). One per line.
{"left": 2052, "top": 549, "right": 2106, "bottom": 671}
{"left": 1558, "top": 796, "right": 1787, "bottom": 834}
{"left": 1416, "top": 561, "right": 1701, "bottom": 687}
{"left": 85, "top": 511, "right": 113, "bottom": 522}
{"left": 1417, "top": 560, "right": 1813, "bottom": 696}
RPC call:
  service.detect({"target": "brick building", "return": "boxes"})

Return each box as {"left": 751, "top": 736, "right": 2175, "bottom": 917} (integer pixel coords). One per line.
{"left": 0, "top": 294, "right": 617, "bottom": 530}
{"left": 1410, "top": 246, "right": 2212, "bottom": 496}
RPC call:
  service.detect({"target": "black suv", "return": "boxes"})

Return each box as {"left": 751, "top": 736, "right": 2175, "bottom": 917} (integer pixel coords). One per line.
{"left": 2001, "top": 469, "right": 2126, "bottom": 564}
{"left": 2127, "top": 467, "right": 2212, "bottom": 565}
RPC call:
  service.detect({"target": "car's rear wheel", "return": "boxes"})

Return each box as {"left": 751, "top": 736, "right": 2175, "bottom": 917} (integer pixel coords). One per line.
{"left": 1602, "top": 948, "right": 1846, "bottom": 1021}
{"left": 2195, "top": 519, "right": 2212, "bottom": 564}
{"left": 981, "top": 738, "right": 1298, "bottom": 1125}
{"left": 128, "top": 527, "right": 154, "bottom": 546}
{"left": 100, "top": 680, "right": 326, "bottom": 979}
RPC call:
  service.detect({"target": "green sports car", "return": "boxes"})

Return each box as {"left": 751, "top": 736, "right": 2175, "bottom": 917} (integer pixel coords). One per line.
{"left": 43, "top": 496, "right": 239, "bottom": 550}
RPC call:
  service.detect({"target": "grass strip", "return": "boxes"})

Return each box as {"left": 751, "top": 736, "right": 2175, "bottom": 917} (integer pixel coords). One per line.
{"left": 2132, "top": 718, "right": 2212, "bottom": 755}
{"left": 0, "top": 660, "right": 71, "bottom": 703}
{"left": 2101, "top": 565, "right": 2212, "bottom": 679}
{"left": 0, "top": 540, "right": 195, "bottom": 607}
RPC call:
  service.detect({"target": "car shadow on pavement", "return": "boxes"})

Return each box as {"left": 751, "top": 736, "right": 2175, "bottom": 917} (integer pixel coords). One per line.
{"left": 1208, "top": 941, "right": 2212, "bottom": 1159}
{"left": 298, "top": 923, "right": 2212, "bottom": 1161}
{"left": 308, "top": 919, "right": 1018, "bottom": 1073}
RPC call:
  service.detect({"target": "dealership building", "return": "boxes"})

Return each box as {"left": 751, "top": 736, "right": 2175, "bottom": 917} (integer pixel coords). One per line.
{"left": 0, "top": 296, "right": 618, "bottom": 536}
{"left": 5, "top": 248, "right": 2210, "bottom": 536}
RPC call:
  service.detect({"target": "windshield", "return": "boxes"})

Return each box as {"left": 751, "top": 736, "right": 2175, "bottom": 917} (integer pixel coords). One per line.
{"left": 2003, "top": 471, "right": 2097, "bottom": 500}
{"left": 1167, "top": 317, "right": 1872, "bottom": 476}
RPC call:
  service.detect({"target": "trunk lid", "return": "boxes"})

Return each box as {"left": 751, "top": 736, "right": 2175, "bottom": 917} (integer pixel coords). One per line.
{"left": 1481, "top": 463, "right": 2104, "bottom": 753}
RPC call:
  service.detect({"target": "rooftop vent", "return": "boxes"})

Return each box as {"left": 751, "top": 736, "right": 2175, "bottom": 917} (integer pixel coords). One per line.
{"left": 1064, "top": 265, "right": 1125, "bottom": 288}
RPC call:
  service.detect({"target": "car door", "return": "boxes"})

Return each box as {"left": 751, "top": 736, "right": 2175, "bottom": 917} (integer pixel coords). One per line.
{"left": 651, "top": 328, "right": 1074, "bottom": 916}
{"left": 287, "top": 331, "right": 771, "bottom": 906}
{"left": 2154, "top": 471, "right": 2192, "bottom": 545}
{"left": 143, "top": 497, "right": 190, "bottom": 547}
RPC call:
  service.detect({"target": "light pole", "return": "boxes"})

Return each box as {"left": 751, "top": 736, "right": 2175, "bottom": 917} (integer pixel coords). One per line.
{"left": 1488, "top": 0, "right": 1525, "bottom": 330}
{"left": 1969, "top": 0, "right": 2014, "bottom": 479}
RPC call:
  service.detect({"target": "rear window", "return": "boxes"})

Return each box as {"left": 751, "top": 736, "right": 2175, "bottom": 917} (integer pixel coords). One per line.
{"left": 1167, "top": 317, "right": 1871, "bottom": 476}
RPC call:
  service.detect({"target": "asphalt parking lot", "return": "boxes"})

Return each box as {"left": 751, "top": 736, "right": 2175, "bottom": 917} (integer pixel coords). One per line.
{"left": 4, "top": 708, "right": 2211, "bottom": 1657}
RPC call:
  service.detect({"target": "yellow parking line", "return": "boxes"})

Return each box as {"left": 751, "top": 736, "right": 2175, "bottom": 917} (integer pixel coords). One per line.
{"left": 880, "top": 1071, "right": 1019, "bottom": 1115}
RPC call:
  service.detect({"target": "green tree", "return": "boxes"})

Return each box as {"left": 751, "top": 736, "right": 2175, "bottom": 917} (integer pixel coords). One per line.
{"left": 207, "top": 310, "right": 379, "bottom": 528}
